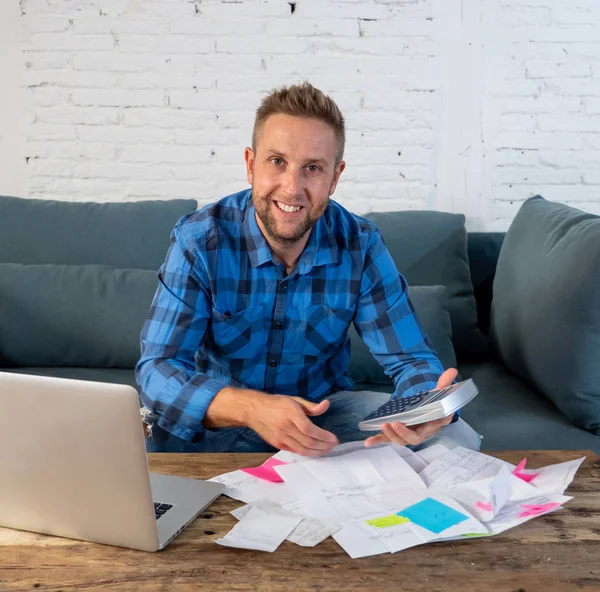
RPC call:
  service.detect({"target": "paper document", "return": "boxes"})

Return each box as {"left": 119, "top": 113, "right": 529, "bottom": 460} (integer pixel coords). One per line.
{"left": 487, "top": 494, "right": 572, "bottom": 535}
{"left": 416, "top": 443, "right": 450, "bottom": 465}
{"left": 210, "top": 445, "right": 584, "bottom": 558}
{"left": 449, "top": 465, "right": 513, "bottom": 521}
{"left": 516, "top": 457, "right": 585, "bottom": 495}
{"left": 274, "top": 440, "right": 429, "bottom": 473}
{"left": 420, "top": 446, "right": 505, "bottom": 488}
{"left": 208, "top": 468, "right": 297, "bottom": 505}
{"left": 275, "top": 447, "right": 428, "bottom": 523}
{"left": 231, "top": 501, "right": 340, "bottom": 547}
{"left": 215, "top": 506, "right": 301, "bottom": 552}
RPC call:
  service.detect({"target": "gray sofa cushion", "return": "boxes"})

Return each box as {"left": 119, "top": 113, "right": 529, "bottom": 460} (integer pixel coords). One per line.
{"left": 459, "top": 363, "right": 600, "bottom": 454}
{"left": 0, "top": 195, "right": 197, "bottom": 270}
{"left": 350, "top": 285, "right": 456, "bottom": 386}
{"left": 366, "top": 211, "right": 485, "bottom": 363}
{"left": 490, "top": 196, "right": 600, "bottom": 434}
{"left": 0, "top": 264, "right": 157, "bottom": 368}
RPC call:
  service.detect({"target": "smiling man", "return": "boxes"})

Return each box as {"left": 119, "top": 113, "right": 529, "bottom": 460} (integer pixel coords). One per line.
{"left": 136, "top": 82, "right": 481, "bottom": 455}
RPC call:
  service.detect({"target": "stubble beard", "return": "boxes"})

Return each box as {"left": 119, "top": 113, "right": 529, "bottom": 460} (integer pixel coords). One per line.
{"left": 252, "top": 190, "right": 329, "bottom": 247}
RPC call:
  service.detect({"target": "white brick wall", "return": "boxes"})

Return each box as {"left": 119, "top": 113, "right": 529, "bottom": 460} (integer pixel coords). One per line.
{"left": 0, "top": 1, "right": 25, "bottom": 197}
{"left": 5, "top": 0, "right": 600, "bottom": 229}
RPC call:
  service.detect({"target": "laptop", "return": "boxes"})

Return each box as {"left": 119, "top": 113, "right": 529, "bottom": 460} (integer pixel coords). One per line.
{"left": 0, "top": 371, "right": 224, "bottom": 551}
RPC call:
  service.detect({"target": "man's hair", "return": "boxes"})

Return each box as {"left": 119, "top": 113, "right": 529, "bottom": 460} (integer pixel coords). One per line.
{"left": 252, "top": 82, "right": 346, "bottom": 164}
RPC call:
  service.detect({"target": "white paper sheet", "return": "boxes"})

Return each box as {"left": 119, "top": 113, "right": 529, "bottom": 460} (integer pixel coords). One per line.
{"left": 274, "top": 447, "right": 428, "bottom": 524}
{"left": 419, "top": 446, "right": 507, "bottom": 489}
{"left": 416, "top": 443, "right": 450, "bottom": 465}
{"left": 333, "top": 522, "right": 391, "bottom": 558}
{"left": 208, "top": 469, "right": 297, "bottom": 505}
{"left": 525, "top": 457, "right": 585, "bottom": 495}
{"left": 215, "top": 506, "right": 301, "bottom": 552}
{"left": 230, "top": 501, "right": 340, "bottom": 547}
{"left": 338, "top": 493, "right": 486, "bottom": 557}
{"left": 450, "top": 465, "right": 513, "bottom": 521}
{"left": 486, "top": 494, "right": 572, "bottom": 535}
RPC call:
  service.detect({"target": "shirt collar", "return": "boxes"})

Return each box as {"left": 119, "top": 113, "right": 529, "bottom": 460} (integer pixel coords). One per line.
{"left": 297, "top": 208, "right": 338, "bottom": 274}
{"left": 243, "top": 195, "right": 274, "bottom": 268}
{"left": 242, "top": 193, "right": 339, "bottom": 272}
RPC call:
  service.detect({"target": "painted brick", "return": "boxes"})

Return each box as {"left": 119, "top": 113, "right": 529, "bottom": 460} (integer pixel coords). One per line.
{"left": 11, "top": 0, "right": 600, "bottom": 230}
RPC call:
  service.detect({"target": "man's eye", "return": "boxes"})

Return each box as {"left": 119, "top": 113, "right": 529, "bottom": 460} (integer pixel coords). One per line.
{"left": 307, "top": 165, "right": 320, "bottom": 172}
{"left": 271, "top": 158, "right": 283, "bottom": 166}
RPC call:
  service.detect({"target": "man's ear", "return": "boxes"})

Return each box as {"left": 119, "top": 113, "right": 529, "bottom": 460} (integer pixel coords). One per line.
{"left": 329, "top": 160, "right": 346, "bottom": 196}
{"left": 244, "top": 147, "right": 255, "bottom": 185}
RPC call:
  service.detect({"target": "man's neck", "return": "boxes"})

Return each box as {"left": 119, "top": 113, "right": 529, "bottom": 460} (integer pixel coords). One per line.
{"left": 267, "top": 234, "right": 310, "bottom": 276}
{"left": 253, "top": 211, "right": 314, "bottom": 275}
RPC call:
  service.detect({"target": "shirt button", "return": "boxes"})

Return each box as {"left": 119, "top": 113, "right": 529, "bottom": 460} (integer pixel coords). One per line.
{"left": 274, "top": 321, "right": 282, "bottom": 330}
{"left": 281, "top": 283, "right": 287, "bottom": 291}
{"left": 268, "top": 359, "right": 277, "bottom": 368}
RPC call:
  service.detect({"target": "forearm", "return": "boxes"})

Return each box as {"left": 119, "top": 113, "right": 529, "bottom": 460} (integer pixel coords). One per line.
{"left": 203, "top": 387, "right": 266, "bottom": 429}
{"left": 388, "top": 352, "right": 444, "bottom": 398}
{"left": 136, "top": 352, "right": 231, "bottom": 440}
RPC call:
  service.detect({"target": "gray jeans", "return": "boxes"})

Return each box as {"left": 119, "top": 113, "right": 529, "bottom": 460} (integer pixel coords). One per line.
{"left": 145, "top": 390, "right": 482, "bottom": 453}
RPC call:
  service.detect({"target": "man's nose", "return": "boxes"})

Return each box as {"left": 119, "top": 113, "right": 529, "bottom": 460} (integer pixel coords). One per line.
{"left": 282, "top": 168, "right": 303, "bottom": 197}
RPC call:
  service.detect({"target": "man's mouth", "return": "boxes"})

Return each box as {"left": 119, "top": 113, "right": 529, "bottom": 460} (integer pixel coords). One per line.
{"left": 275, "top": 201, "right": 302, "bottom": 214}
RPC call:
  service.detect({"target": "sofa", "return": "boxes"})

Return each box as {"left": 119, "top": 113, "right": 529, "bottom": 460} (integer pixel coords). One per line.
{"left": 1, "top": 194, "right": 598, "bottom": 454}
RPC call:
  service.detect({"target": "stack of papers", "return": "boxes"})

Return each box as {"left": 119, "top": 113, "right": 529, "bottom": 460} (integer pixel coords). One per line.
{"left": 209, "top": 443, "right": 584, "bottom": 558}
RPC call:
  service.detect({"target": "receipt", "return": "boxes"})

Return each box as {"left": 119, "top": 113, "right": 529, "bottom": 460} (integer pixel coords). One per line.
{"left": 216, "top": 506, "right": 301, "bottom": 552}
{"left": 231, "top": 501, "right": 340, "bottom": 547}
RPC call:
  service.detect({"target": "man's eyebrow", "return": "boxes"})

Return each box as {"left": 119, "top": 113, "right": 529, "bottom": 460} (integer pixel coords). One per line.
{"left": 264, "top": 149, "right": 329, "bottom": 166}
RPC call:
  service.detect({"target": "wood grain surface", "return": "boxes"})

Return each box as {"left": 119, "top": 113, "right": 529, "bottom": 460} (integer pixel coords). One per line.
{"left": 1, "top": 450, "right": 599, "bottom": 592}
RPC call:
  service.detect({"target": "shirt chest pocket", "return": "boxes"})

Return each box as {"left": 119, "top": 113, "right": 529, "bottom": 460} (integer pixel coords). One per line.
{"left": 299, "top": 305, "right": 355, "bottom": 357}
{"left": 210, "top": 304, "right": 266, "bottom": 359}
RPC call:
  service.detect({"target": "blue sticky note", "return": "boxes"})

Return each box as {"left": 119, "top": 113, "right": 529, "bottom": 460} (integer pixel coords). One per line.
{"left": 397, "top": 498, "right": 468, "bottom": 534}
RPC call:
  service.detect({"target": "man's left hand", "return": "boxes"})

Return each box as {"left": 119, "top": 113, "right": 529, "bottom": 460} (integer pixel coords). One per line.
{"left": 364, "top": 368, "right": 458, "bottom": 448}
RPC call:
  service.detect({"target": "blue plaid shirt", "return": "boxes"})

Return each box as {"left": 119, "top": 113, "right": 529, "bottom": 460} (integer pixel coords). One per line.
{"left": 136, "top": 189, "right": 444, "bottom": 441}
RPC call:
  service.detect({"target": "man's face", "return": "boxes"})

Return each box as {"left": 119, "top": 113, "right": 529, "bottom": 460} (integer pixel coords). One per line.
{"left": 245, "top": 114, "right": 345, "bottom": 246}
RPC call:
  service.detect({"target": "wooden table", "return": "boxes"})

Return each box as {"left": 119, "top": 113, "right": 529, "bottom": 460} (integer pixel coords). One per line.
{"left": 1, "top": 451, "right": 599, "bottom": 592}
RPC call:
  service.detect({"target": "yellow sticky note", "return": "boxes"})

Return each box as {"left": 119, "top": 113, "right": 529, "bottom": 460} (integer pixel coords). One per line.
{"left": 366, "top": 515, "right": 411, "bottom": 528}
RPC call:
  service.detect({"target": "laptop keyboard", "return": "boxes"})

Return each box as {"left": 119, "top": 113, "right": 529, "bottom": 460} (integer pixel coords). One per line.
{"left": 154, "top": 502, "right": 173, "bottom": 520}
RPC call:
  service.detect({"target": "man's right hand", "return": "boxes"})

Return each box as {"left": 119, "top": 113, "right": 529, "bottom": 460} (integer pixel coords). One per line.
{"left": 247, "top": 395, "right": 339, "bottom": 456}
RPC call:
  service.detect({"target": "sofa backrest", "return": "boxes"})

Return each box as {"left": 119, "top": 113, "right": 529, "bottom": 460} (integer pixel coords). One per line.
{"left": 467, "top": 232, "right": 505, "bottom": 336}
{"left": 0, "top": 195, "right": 198, "bottom": 369}
{"left": 0, "top": 195, "right": 198, "bottom": 270}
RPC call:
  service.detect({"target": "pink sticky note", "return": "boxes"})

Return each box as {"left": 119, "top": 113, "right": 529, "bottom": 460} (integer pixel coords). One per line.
{"left": 476, "top": 501, "right": 493, "bottom": 512}
{"left": 515, "top": 471, "right": 540, "bottom": 483}
{"left": 518, "top": 502, "right": 560, "bottom": 518}
{"left": 514, "top": 458, "right": 527, "bottom": 473}
{"left": 512, "top": 458, "right": 540, "bottom": 483}
{"left": 241, "top": 457, "right": 288, "bottom": 483}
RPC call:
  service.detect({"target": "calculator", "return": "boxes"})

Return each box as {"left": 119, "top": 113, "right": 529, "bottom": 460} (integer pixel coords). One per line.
{"left": 358, "top": 379, "right": 479, "bottom": 431}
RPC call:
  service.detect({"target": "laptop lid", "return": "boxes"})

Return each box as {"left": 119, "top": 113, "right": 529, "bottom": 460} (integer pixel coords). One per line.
{"left": 0, "top": 371, "right": 160, "bottom": 551}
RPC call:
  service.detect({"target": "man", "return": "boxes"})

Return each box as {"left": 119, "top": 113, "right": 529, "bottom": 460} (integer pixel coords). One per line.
{"left": 136, "top": 82, "right": 481, "bottom": 455}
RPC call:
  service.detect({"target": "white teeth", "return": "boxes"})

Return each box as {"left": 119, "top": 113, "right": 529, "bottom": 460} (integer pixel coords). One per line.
{"left": 276, "top": 201, "right": 301, "bottom": 213}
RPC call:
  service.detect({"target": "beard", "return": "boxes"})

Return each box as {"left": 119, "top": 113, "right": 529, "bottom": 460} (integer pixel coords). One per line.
{"left": 252, "top": 189, "right": 329, "bottom": 246}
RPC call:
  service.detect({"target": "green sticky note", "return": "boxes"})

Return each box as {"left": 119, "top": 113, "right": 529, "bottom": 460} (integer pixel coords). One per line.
{"left": 366, "top": 515, "right": 411, "bottom": 528}
{"left": 463, "top": 533, "right": 488, "bottom": 538}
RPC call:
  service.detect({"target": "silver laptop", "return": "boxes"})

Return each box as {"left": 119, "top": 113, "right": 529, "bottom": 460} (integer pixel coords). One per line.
{"left": 0, "top": 371, "right": 224, "bottom": 551}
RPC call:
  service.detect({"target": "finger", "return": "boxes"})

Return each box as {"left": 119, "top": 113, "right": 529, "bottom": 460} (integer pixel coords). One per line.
{"left": 411, "top": 424, "right": 436, "bottom": 441}
{"left": 378, "top": 423, "right": 412, "bottom": 446}
{"left": 281, "top": 433, "right": 336, "bottom": 457}
{"left": 296, "top": 399, "right": 330, "bottom": 417}
{"left": 364, "top": 433, "right": 390, "bottom": 447}
{"left": 292, "top": 414, "right": 339, "bottom": 445}
{"left": 386, "top": 422, "right": 423, "bottom": 446}
{"left": 412, "top": 416, "right": 452, "bottom": 436}
{"left": 436, "top": 368, "right": 458, "bottom": 389}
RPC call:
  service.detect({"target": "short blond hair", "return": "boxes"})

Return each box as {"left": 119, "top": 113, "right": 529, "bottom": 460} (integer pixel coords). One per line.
{"left": 252, "top": 82, "right": 345, "bottom": 163}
